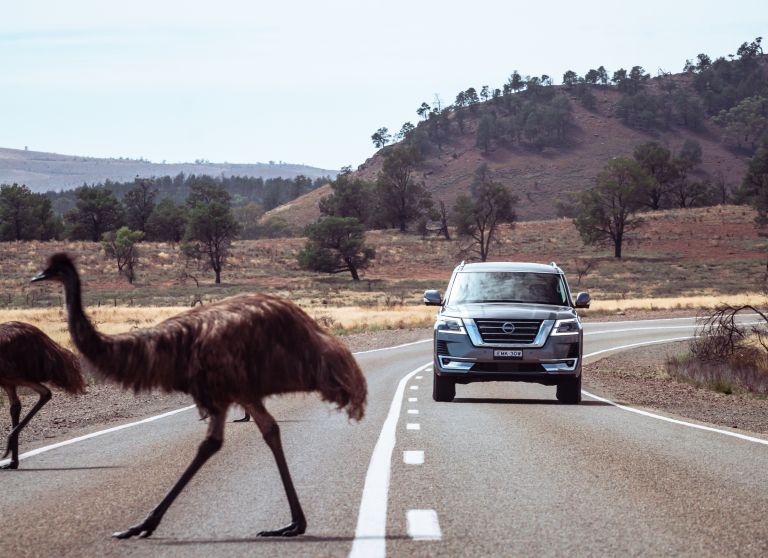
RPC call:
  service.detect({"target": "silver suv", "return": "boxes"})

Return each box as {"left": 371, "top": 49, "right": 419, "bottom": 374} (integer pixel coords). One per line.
{"left": 424, "top": 262, "right": 591, "bottom": 403}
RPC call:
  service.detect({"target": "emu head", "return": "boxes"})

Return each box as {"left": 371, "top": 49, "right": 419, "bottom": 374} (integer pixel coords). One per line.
{"left": 32, "top": 253, "right": 78, "bottom": 284}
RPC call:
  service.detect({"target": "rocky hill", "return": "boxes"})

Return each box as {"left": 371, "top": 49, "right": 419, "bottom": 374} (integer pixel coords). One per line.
{"left": 0, "top": 147, "right": 338, "bottom": 192}
{"left": 265, "top": 74, "right": 753, "bottom": 226}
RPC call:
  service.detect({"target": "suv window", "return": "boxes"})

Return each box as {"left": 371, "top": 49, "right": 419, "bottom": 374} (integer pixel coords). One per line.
{"left": 446, "top": 272, "right": 568, "bottom": 306}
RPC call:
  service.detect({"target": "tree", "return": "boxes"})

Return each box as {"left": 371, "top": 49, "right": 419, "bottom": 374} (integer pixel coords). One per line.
{"left": 371, "top": 127, "right": 392, "bottom": 149}
{"left": 233, "top": 202, "right": 266, "bottom": 239}
{"left": 397, "top": 122, "right": 415, "bottom": 141}
{"left": 417, "top": 102, "right": 431, "bottom": 120}
{"left": 297, "top": 217, "right": 375, "bottom": 281}
{"left": 562, "top": 70, "right": 579, "bottom": 88}
{"left": 584, "top": 69, "right": 600, "bottom": 84}
{"left": 633, "top": 141, "right": 679, "bottom": 209}
{"left": 507, "top": 71, "right": 525, "bottom": 93}
{"left": 146, "top": 198, "right": 187, "bottom": 242}
{"left": 123, "top": 179, "right": 158, "bottom": 233}
{"left": 596, "top": 65, "right": 609, "bottom": 85}
{"left": 318, "top": 169, "right": 376, "bottom": 225}
{"left": 453, "top": 164, "right": 517, "bottom": 262}
{"left": 375, "top": 145, "right": 433, "bottom": 232}
{"left": 713, "top": 95, "right": 768, "bottom": 152}
{"left": 102, "top": 226, "right": 144, "bottom": 283}
{"left": 573, "top": 158, "right": 651, "bottom": 258}
{"left": 0, "top": 183, "right": 57, "bottom": 241}
{"left": 476, "top": 113, "right": 496, "bottom": 153}
{"left": 183, "top": 179, "right": 241, "bottom": 284}
{"left": 737, "top": 140, "right": 768, "bottom": 227}
{"left": 65, "top": 185, "right": 124, "bottom": 241}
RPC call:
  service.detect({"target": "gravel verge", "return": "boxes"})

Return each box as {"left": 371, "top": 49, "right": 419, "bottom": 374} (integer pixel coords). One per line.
{"left": 584, "top": 341, "right": 768, "bottom": 435}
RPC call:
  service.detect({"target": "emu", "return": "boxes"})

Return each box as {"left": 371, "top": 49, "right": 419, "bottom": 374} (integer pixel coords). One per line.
{"left": 32, "top": 253, "right": 366, "bottom": 539}
{"left": 1, "top": 321, "right": 84, "bottom": 470}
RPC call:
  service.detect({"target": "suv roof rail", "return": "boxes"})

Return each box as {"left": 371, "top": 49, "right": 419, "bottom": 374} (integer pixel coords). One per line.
{"left": 550, "top": 261, "right": 563, "bottom": 272}
{"left": 457, "top": 260, "right": 466, "bottom": 271}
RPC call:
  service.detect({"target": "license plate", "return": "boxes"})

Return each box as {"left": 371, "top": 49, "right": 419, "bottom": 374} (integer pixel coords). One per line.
{"left": 493, "top": 349, "right": 523, "bottom": 360}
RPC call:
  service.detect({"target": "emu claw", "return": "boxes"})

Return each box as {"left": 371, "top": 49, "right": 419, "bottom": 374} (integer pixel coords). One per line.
{"left": 258, "top": 521, "right": 306, "bottom": 537}
{"left": 233, "top": 415, "right": 251, "bottom": 423}
{"left": 112, "top": 517, "right": 160, "bottom": 539}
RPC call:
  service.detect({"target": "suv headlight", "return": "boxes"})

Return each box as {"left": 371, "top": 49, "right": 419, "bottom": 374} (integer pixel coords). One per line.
{"left": 435, "top": 317, "right": 466, "bottom": 333}
{"left": 552, "top": 318, "right": 581, "bottom": 335}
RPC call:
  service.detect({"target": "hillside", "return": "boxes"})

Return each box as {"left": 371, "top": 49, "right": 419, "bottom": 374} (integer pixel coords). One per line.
{"left": 0, "top": 147, "right": 338, "bottom": 192}
{"left": 265, "top": 76, "right": 752, "bottom": 227}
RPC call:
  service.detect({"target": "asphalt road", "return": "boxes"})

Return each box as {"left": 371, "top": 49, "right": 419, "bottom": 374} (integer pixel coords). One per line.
{"left": 2, "top": 316, "right": 767, "bottom": 557}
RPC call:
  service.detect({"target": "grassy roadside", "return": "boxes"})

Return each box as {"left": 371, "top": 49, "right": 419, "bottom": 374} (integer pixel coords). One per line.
{"left": 1, "top": 292, "right": 764, "bottom": 350}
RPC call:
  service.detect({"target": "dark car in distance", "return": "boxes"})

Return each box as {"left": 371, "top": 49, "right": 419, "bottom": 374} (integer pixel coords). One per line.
{"left": 424, "top": 261, "right": 591, "bottom": 403}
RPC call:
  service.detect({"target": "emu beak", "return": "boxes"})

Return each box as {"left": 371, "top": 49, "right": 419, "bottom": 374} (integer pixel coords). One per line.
{"left": 31, "top": 270, "right": 50, "bottom": 283}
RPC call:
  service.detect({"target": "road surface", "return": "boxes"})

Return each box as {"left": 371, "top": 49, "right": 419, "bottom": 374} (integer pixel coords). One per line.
{"left": 1, "top": 316, "right": 767, "bottom": 557}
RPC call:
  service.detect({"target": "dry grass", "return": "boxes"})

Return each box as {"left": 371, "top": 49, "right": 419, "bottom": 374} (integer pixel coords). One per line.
{"left": 582, "top": 294, "right": 767, "bottom": 316}
{"left": 666, "top": 342, "right": 768, "bottom": 396}
{"left": 0, "top": 302, "right": 437, "bottom": 346}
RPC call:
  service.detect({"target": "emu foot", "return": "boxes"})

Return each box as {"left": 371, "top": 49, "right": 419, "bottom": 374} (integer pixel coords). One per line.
{"left": 233, "top": 414, "right": 251, "bottom": 423}
{"left": 258, "top": 521, "right": 306, "bottom": 537}
{"left": 112, "top": 515, "right": 161, "bottom": 539}
{"left": 0, "top": 461, "right": 19, "bottom": 470}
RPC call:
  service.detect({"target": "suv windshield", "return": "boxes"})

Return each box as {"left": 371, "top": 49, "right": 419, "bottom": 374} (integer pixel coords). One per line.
{"left": 446, "top": 271, "right": 568, "bottom": 306}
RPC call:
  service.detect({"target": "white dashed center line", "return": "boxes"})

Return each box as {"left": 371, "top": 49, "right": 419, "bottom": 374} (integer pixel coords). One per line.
{"left": 407, "top": 509, "right": 442, "bottom": 540}
{"left": 415, "top": 375, "right": 423, "bottom": 379}
{"left": 407, "top": 409, "right": 419, "bottom": 415}
{"left": 403, "top": 450, "right": 424, "bottom": 465}
{"left": 408, "top": 397, "right": 417, "bottom": 402}
{"left": 410, "top": 385, "right": 419, "bottom": 390}
{"left": 406, "top": 423, "right": 420, "bottom": 430}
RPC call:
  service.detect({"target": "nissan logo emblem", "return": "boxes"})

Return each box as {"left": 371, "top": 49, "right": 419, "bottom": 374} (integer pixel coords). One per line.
{"left": 502, "top": 322, "right": 516, "bottom": 334}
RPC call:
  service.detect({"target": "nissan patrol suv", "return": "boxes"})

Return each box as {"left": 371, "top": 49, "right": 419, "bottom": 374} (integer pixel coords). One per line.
{"left": 424, "top": 261, "right": 591, "bottom": 404}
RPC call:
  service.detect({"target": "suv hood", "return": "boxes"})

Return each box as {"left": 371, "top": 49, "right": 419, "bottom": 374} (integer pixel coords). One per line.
{"left": 441, "top": 303, "right": 576, "bottom": 321}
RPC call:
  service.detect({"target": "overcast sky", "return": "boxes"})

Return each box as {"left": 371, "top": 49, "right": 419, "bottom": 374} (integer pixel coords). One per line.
{"left": 1, "top": 1, "right": 765, "bottom": 170}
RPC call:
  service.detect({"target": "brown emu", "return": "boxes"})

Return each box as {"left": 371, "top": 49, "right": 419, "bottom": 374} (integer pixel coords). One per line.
{"left": 32, "top": 253, "right": 367, "bottom": 539}
{"left": 1, "top": 321, "right": 84, "bottom": 470}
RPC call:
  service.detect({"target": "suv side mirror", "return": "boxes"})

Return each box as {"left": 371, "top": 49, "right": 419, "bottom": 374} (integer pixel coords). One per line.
{"left": 574, "top": 292, "right": 591, "bottom": 309}
{"left": 423, "top": 290, "right": 442, "bottom": 306}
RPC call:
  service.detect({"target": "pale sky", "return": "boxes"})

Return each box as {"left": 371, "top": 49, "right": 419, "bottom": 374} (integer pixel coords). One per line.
{"left": 1, "top": 1, "right": 765, "bottom": 170}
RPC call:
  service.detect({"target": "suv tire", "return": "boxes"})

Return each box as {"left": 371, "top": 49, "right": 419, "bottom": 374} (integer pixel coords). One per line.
{"left": 433, "top": 370, "right": 455, "bottom": 402}
{"left": 556, "top": 374, "right": 582, "bottom": 404}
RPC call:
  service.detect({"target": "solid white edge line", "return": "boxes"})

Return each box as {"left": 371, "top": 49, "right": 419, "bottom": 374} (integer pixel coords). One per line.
{"left": 583, "top": 336, "right": 768, "bottom": 446}
{"left": 352, "top": 339, "right": 431, "bottom": 355}
{"left": 587, "top": 313, "right": 760, "bottom": 325}
{"left": 349, "top": 362, "right": 431, "bottom": 558}
{"left": 584, "top": 336, "right": 697, "bottom": 359}
{"left": 0, "top": 404, "right": 197, "bottom": 467}
{"left": 586, "top": 320, "right": 762, "bottom": 336}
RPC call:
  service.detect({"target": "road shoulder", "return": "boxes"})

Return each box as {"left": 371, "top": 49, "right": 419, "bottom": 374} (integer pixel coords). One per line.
{"left": 584, "top": 340, "right": 768, "bottom": 435}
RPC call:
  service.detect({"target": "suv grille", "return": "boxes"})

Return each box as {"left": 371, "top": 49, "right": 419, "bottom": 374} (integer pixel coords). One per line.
{"left": 474, "top": 319, "right": 542, "bottom": 344}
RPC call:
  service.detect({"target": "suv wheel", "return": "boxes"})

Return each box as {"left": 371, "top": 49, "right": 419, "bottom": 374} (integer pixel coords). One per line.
{"left": 433, "top": 370, "right": 455, "bottom": 402}
{"left": 556, "top": 375, "right": 582, "bottom": 404}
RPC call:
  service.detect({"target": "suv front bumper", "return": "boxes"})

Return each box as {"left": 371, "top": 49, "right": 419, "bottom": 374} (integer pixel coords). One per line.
{"left": 434, "top": 328, "right": 582, "bottom": 386}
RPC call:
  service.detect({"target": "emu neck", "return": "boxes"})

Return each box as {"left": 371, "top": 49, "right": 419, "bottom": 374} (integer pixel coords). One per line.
{"left": 63, "top": 270, "right": 105, "bottom": 360}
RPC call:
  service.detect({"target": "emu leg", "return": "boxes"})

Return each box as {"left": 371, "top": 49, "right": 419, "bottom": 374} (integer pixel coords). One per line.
{"left": 113, "top": 410, "right": 226, "bottom": 539}
{"left": 249, "top": 403, "right": 306, "bottom": 537}
{"left": 2, "top": 384, "right": 50, "bottom": 470}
